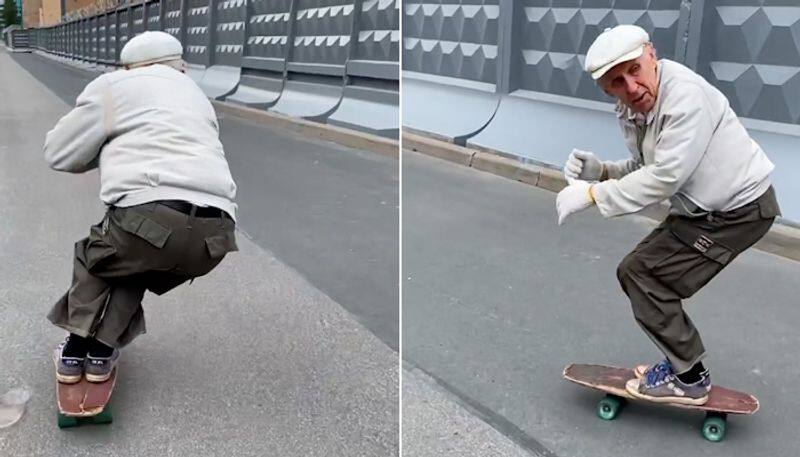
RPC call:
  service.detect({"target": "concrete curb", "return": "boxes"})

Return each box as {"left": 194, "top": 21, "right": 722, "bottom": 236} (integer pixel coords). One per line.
{"left": 212, "top": 100, "right": 399, "bottom": 160}
{"left": 402, "top": 129, "right": 800, "bottom": 263}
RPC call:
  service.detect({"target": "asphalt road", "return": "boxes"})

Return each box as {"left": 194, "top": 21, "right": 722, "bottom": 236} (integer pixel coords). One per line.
{"left": 0, "top": 48, "right": 398, "bottom": 456}
{"left": 403, "top": 149, "right": 800, "bottom": 457}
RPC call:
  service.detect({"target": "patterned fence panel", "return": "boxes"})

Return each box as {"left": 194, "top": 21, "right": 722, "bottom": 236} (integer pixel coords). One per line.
{"left": 163, "top": 0, "right": 183, "bottom": 41}
{"left": 226, "top": 0, "right": 293, "bottom": 108}
{"left": 147, "top": 0, "right": 162, "bottom": 31}
{"left": 269, "top": 0, "right": 356, "bottom": 120}
{"left": 185, "top": 0, "right": 212, "bottom": 68}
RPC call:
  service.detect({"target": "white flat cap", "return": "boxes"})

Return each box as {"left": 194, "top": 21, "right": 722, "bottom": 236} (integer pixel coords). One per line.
{"left": 120, "top": 31, "right": 183, "bottom": 67}
{"left": 584, "top": 25, "right": 649, "bottom": 80}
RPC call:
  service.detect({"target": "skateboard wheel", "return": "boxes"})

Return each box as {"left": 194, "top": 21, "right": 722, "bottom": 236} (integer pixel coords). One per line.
{"left": 93, "top": 405, "right": 113, "bottom": 424}
{"left": 597, "top": 395, "right": 624, "bottom": 420}
{"left": 57, "top": 413, "right": 78, "bottom": 429}
{"left": 702, "top": 415, "right": 727, "bottom": 442}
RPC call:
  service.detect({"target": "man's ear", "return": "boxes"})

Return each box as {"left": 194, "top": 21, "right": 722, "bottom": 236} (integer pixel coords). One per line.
{"left": 645, "top": 43, "right": 657, "bottom": 60}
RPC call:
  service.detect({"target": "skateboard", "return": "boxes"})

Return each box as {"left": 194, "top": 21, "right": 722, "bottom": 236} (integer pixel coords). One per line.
{"left": 55, "top": 368, "right": 117, "bottom": 428}
{"left": 563, "top": 363, "right": 758, "bottom": 442}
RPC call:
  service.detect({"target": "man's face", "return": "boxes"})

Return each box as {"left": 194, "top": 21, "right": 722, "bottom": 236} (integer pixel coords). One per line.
{"left": 598, "top": 44, "right": 659, "bottom": 113}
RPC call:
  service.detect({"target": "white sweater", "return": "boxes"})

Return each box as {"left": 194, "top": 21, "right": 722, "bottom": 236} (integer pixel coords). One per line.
{"left": 593, "top": 59, "right": 773, "bottom": 218}
{"left": 44, "top": 64, "right": 237, "bottom": 220}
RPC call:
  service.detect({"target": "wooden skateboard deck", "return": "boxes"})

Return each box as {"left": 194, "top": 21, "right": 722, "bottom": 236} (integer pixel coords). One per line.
{"left": 563, "top": 363, "right": 758, "bottom": 442}
{"left": 56, "top": 369, "right": 116, "bottom": 428}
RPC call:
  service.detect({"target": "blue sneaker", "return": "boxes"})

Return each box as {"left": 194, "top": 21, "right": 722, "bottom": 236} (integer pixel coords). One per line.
{"left": 53, "top": 340, "right": 84, "bottom": 384}
{"left": 626, "top": 359, "right": 710, "bottom": 406}
{"left": 85, "top": 348, "right": 119, "bottom": 383}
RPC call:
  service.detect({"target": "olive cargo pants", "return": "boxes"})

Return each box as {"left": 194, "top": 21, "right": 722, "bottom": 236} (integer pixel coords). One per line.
{"left": 48, "top": 202, "right": 238, "bottom": 348}
{"left": 616, "top": 187, "right": 780, "bottom": 373}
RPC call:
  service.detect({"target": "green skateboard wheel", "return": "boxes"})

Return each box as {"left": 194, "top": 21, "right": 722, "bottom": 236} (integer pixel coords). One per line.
{"left": 597, "top": 395, "right": 624, "bottom": 420}
{"left": 702, "top": 414, "right": 727, "bottom": 442}
{"left": 92, "top": 405, "right": 113, "bottom": 424}
{"left": 57, "top": 413, "right": 78, "bottom": 428}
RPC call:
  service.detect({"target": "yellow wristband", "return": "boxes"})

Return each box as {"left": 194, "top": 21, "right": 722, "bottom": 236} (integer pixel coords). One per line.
{"left": 588, "top": 185, "right": 596, "bottom": 204}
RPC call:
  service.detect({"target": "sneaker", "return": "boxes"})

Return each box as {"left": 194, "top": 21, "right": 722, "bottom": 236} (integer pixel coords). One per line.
{"left": 85, "top": 348, "right": 120, "bottom": 383}
{"left": 625, "top": 359, "right": 710, "bottom": 406}
{"left": 53, "top": 340, "right": 84, "bottom": 384}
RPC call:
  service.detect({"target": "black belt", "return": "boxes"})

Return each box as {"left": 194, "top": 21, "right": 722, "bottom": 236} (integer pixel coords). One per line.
{"left": 158, "top": 200, "right": 229, "bottom": 218}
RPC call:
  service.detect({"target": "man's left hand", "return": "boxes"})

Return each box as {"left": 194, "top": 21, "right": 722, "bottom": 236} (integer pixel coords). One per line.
{"left": 556, "top": 179, "right": 595, "bottom": 226}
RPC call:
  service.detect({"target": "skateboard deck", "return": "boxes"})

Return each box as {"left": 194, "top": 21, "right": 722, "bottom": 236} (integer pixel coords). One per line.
{"left": 56, "top": 368, "right": 116, "bottom": 428}
{"left": 563, "top": 363, "right": 758, "bottom": 442}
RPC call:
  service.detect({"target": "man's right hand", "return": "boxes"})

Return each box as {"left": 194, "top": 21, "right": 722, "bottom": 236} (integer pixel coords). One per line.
{"left": 564, "top": 149, "right": 604, "bottom": 181}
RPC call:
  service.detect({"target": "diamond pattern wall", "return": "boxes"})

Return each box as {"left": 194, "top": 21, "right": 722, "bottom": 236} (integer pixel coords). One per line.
{"left": 698, "top": 1, "right": 800, "bottom": 124}
{"left": 132, "top": 4, "right": 145, "bottom": 35}
{"left": 164, "top": 0, "right": 183, "bottom": 40}
{"left": 147, "top": 1, "right": 161, "bottom": 31}
{"left": 246, "top": 0, "right": 293, "bottom": 60}
{"left": 214, "top": 0, "right": 246, "bottom": 66}
{"left": 290, "top": 0, "right": 356, "bottom": 66}
{"left": 185, "top": 0, "right": 210, "bottom": 65}
{"left": 402, "top": 0, "right": 500, "bottom": 84}
{"left": 354, "top": 0, "right": 400, "bottom": 63}
{"left": 516, "top": 0, "right": 682, "bottom": 100}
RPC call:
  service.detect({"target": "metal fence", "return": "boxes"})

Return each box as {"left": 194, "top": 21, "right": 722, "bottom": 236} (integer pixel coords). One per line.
{"left": 3, "top": 26, "right": 29, "bottom": 50}
{"left": 402, "top": 0, "right": 800, "bottom": 221}
{"left": 25, "top": 0, "right": 400, "bottom": 138}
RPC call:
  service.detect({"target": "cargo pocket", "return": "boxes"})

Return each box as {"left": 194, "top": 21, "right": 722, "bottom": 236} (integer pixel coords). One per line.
{"left": 114, "top": 208, "right": 172, "bottom": 248}
{"left": 205, "top": 230, "right": 238, "bottom": 259}
{"left": 83, "top": 222, "right": 118, "bottom": 272}
{"left": 758, "top": 187, "right": 781, "bottom": 219}
{"left": 642, "top": 223, "right": 733, "bottom": 299}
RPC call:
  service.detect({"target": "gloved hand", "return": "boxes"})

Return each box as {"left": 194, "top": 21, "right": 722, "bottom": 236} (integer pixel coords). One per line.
{"left": 564, "top": 149, "right": 604, "bottom": 181}
{"left": 556, "top": 179, "right": 595, "bottom": 226}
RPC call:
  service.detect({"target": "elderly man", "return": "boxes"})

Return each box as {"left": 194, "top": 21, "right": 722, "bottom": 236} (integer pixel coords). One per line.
{"left": 46, "top": 31, "right": 238, "bottom": 383}
{"left": 555, "top": 25, "right": 779, "bottom": 405}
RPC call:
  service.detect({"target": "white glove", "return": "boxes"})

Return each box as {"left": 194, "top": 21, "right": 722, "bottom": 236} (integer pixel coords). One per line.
{"left": 564, "top": 149, "right": 604, "bottom": 181}
{"left": 556, "top": 179, "right": 595, "bottom": 226}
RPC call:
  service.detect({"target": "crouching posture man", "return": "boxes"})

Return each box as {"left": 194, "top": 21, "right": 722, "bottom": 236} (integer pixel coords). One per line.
{"left": 45, "top": 31, "right": 238, "bottom": 383}
{"left": 556, "top": 25, "right": 779, "bottom": 405}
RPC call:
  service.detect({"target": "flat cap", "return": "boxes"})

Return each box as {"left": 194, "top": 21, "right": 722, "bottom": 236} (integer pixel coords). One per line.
{"left": 584, "top": 25, "right": 649, "bottom": 80}
{"left": 120, "top": 31, "right": 183, "bottom": 67}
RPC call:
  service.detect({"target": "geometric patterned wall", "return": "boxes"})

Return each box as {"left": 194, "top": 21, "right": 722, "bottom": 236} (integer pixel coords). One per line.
{"left": 214, "top": 0, "right": 246, "bottom": 67}
{"left": 403, "top": 0, "right": 500, "bottom": 84}
{"left": 401, "top": 0, "right": 800, "bottom": 126}
{"left": 245, "top": 0, "right": 293, "bottom": 62}
{"left": 132, "top": 3, "right": 145, "bottom": 35}
{"left": 147, "top": 1, "right": 161, "bottom": 31}
{"left": 22, "top": 0, "right": 400, "bottom": 136}
{"left": 90, "top": 16, "right": 98, "bottom": 60}
{"left": 185, "top": 0, "right": 211, "bottom": 66}
{"left": 290, "top": 0, "right": 355, "bottom": 68}
{"left": 99, "top": 14, "right": 109, "bottom": 61}
{"left": 118, "top": 8, "right": 130, "bottom": 59}
{"left": 697, "top": 1, "right": 800, "bottom": 124}
{"left": 513, "top": 0, "right": 682, "bottom": 100}
{"left": 109, "top": 11, "right": 119, "bottom": 61}
{"left": 163, "top": 0, "right": 182, "bottom": 41}
{"left": 354, "top": 0, "right": 400, "bottom": 64}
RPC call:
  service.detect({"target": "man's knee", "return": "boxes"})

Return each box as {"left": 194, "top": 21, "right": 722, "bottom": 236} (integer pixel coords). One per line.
{"left": 616, "top": 251, "right": 642, "bottom": 288}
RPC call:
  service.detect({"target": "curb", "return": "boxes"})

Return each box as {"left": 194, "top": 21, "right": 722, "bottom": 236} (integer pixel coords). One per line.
{"left": 212, "top": 100, "right": 399, "bottom": 160}
{"left": 402, "top": 130, "right": 800, "bottom": 263}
